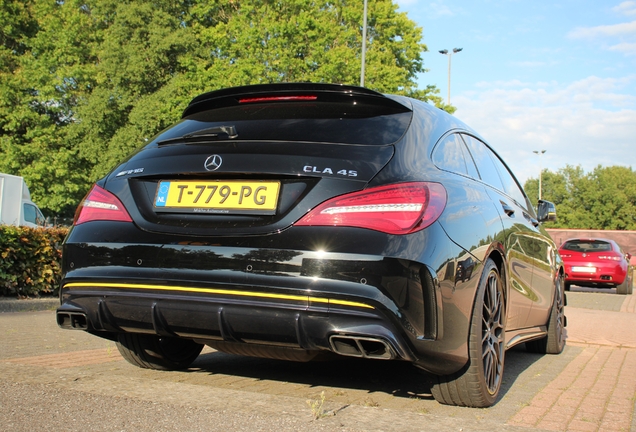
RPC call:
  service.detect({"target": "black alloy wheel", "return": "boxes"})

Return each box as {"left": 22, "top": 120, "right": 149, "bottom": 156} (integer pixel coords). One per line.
{"left": 431, "top": 258, "right": 505, "bottom": 407}
{"left": 527, "top": 273, "right": 566, "bottom": 354}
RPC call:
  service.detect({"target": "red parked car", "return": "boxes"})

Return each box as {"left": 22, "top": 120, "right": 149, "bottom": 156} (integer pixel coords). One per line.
{"left": 559, "top": 238, "right": 633, "bottom": 294}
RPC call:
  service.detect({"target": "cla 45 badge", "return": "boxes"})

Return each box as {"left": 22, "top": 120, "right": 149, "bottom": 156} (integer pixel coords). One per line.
{"left": 303, "top": 165, "right": 357, "bottom": 177}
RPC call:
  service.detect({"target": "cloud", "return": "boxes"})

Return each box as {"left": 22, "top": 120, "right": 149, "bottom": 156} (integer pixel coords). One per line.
{"left": 567, "top": 4, "right": 636, "bottom": 55}
{"left": 429, "top": 2, "right": 456, "bottom": 17}
{"left": 452, "top": 76, "right": 636, "bottom": 185}
{"left": 613, "top": 1, "right": 636, "bottom": 16}
{"left": 510, "top": 61, "right": 549, "bottom": 68}
{"left": 398, "top": 0, "right": 464, "bottom": 18}
{"left": 568, "top": 20, "right": 636, "bottom": 39}
{"left": 608, "top": 41, "right": 636, "bottom": 54}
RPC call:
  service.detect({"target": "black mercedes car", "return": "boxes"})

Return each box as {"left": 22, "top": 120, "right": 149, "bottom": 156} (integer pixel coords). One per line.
{"left": 57, "top": 83, "right": 566, "bottom": 407}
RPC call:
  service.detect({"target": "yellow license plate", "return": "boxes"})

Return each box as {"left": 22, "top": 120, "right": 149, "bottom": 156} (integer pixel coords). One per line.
{"left": 154, "top": 180, "right": 280, "bottom": 215}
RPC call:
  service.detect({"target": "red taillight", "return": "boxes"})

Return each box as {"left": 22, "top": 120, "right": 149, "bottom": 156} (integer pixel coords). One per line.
{"left": 74, "top": 185, "right": 133, "bottom": 225}
{"left": 238, "top": 95, "right": 317, "bottom": 104}
{"left": 597, "top": 254, "right": 622, "bottom": 261}
{"left": 295, "top": 182, "right": 447, "bottom": 235}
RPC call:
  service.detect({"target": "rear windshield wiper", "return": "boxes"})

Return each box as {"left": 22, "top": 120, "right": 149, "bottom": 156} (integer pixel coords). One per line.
{"left": 157, "top": 125, "right": 238, "bottom": 145}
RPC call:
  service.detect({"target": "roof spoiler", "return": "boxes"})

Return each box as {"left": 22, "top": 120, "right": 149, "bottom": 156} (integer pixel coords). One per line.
{"left": 182, "top": 83, "right": 412, "bottom": 118}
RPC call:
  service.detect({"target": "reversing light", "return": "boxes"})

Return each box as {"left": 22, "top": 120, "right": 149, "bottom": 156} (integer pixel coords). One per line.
{"left": 295, "top": 182, "right": 447, "bottom": 235}
{"left": 74, "top": 185, "right": 133, "bottom": 225}
{"left": 238, "top": 95, "right": 317, "bottom": 104}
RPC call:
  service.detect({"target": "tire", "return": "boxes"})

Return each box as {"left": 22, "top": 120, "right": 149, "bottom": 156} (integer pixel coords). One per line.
{"left": 526, "top": 273, "right": 566, "bottom": 355}
{"left": 116, "top": 333, "right": 203, "bottom": 370}
{"left": 564, "top": 282, "right": 571, "bottom": 291}
{"left": 617, "top": 277, "right": 630, "bottom": 295}
{"left": 431, "top": 258, "right": 505, "bottom": 407}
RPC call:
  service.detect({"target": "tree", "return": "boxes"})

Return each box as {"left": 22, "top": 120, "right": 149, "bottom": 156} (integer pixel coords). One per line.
{"left": 524, "top": 165, "right": 636, "bottom": 230}
{"left": 0, "top": 0, "right": 447, "bottom": 217}
{"left": 0, "top": 0, "right": 98, "bottom": 216}
{"left": 578, "top": 166, "right": 636, "bottom": 230}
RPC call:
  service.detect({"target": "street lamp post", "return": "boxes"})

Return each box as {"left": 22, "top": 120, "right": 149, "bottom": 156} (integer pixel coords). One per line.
{"left": 439, "top": 48, "right": 463, "bottom": 104}
{"left": 360, "top": 0, "right": 368, "bottom": 87}
{"left": 533, "top": 150, "right": 546, "bottom": 200}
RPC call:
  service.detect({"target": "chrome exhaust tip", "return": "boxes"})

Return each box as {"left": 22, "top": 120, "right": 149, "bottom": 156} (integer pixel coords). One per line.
{"left": 329, "top": 335, "right": 394, "bottom": 360}
{"left": 56, "top": 311, "right": 88, "bottom": 330}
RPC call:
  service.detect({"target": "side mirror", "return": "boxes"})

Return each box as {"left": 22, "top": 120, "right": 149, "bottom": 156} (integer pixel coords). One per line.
{"left": 537, "top": 200, "right": 557, "bottom": 223}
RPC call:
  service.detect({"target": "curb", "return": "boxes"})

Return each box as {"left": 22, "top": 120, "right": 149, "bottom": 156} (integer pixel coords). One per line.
{"left": 0, "top": 298, "right": 59, "bottom": 313}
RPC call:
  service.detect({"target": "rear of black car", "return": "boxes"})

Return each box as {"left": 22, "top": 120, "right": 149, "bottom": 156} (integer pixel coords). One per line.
{"left": 58, "top": 84, "right": 462, "bottom": 387}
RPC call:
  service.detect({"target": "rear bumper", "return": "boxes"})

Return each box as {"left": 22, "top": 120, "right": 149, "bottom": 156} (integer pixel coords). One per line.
{"left": 564, "top": 262, "right": 627, "bottom": 286}
{"left": 57, "top": 286, "right": 412, "bottom": 359}
{"left": 57, "top": 270, "right": 466, "bottom": 373}
{"left": 58, "top": 222, "right": 474, "bottom": 375}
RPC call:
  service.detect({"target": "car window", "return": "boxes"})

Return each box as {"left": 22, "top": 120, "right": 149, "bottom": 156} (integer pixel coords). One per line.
{"left": 562, "top": 240, "right": 612, "bottom": 252}
{"left": 460, "top": 135, "right": 504, "bottom": 191}
{"left": 461, "top": 135, "right": 529, "bottom": 208}
{"left": 156, "top": 101, "right": 413, "bottom": 146}
{"left": 432, "top": 134, "right": 479, "bottom": 178}
{"left": 486, "top": 149, "right": 528, "bottom": 207}
{"left": 24, "top": 203, "right": 37, "bottom": 224}
{"left": 36, "top": 207, "right": 45, "bottom": 226}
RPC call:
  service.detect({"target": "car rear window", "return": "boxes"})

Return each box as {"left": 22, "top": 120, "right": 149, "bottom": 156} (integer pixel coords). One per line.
{"left": 153, "top": 100, "right": 412, "bottom": 146}
{"left": 562, "top": 240, "right": 612, "bottom": 252}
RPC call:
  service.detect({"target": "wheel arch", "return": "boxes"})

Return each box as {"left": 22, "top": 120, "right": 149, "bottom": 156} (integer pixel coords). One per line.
{"left": 554, "top": 265, "right": 565, "bottom": 307}
{"left": 486, "top": 248, "right": 508, "bottom": 314}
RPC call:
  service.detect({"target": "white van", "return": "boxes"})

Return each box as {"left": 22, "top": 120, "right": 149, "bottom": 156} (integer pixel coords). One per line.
{"left": 0, "top": 173, "right": 45, "bottom": 228}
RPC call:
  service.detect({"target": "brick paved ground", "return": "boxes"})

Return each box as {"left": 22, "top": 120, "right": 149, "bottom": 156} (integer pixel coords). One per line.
{"left": 508, "top": 346, "right": 636, "bottom": 431}
{"left": 621, "top": 291, "right": 636, "bottom": 313}
{"left": 1, "top": 287, "right": 635, "bottom": 431}
{"left": 508, "top": 287, "right": 636, "bottom": 431}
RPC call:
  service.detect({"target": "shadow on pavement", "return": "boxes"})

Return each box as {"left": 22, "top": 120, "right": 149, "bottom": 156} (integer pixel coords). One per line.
{"left": 188, "top": 343, "right": 545, "bottom": 405}
{"left": 570, "top": 285, "right": 617, "bottom": 294}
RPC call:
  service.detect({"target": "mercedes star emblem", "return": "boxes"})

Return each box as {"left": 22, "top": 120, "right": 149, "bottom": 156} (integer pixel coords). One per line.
{"left": 204, "top": 154, "right": 222, "bottom": 171}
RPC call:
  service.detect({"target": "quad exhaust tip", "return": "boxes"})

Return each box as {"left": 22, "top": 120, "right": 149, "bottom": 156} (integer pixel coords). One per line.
{"left": 56, "top": 311, "right": 88, "bottom": 330}
{"left": 329, "top": 335, "right": 395, "bottom": 360}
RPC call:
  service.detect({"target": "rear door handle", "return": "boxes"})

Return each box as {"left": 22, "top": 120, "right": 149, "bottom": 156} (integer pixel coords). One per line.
{"left": 500, "top": 201, "right": 515, "bottom": 217}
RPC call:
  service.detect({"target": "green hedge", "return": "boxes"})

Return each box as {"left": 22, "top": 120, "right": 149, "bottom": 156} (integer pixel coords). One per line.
{"left": 0, "top": 226, "right": 68, "bottom": 297}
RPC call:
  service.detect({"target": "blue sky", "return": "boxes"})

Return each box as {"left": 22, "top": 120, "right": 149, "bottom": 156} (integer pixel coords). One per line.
{"left": 395, "top": 0, "right": 636, "bottom": 185}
